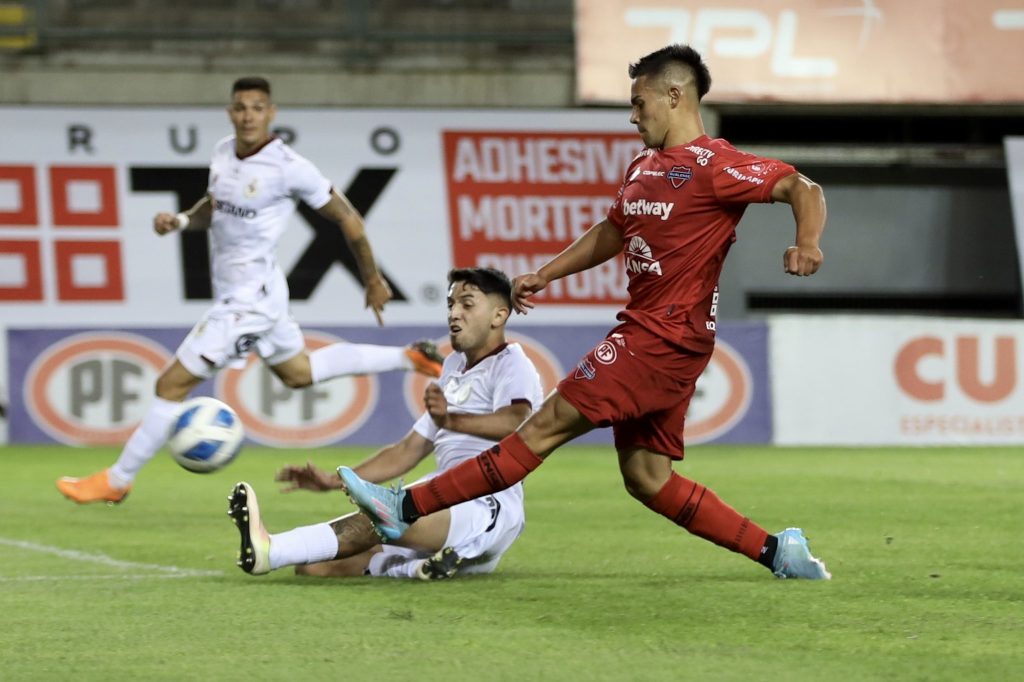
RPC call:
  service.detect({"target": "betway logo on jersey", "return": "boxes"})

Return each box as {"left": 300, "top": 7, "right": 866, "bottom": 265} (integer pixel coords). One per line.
{"left": 624, "top": 236, "right": 662, "bottom": 276}
{"left": 621, "top": 198, "right": 674, "bottom": 221}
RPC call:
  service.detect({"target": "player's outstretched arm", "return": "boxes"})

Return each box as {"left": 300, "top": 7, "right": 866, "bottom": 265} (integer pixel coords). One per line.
{"left": 275, "top": 461, "right": 345, "bottom": 493}
{"left": 772, "top": 173, "right": 826, "bottom": 276}
{"left": 154, "top": 194, "right": 213, "bottom": 235}
{"left": 276, "top": 430, "right": 432, "bottom": 494}
{"left": 316, "top": 189, "right": 393, "bottom": 325}
{"left": 350, "top": 430, "right": 434, "bottom": 484}
{"left": 513, "top": 219, "right": 623, "bottom": 313}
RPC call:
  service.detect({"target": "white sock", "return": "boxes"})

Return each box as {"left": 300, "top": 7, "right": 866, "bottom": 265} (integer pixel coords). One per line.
{"left": 108, "top": 396, "right": 181, "bottom": 486}
{"left": 309, "top": 343, "right": 409, "bottom": 383}
{"left": 268, "top": 523, "right": 339, "bottom": 570}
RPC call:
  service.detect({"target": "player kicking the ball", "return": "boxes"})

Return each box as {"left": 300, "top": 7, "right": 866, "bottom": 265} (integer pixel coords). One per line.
{"left": 57, "top": 76, "right": 443, "bottom": 506}
{"left": 229, "top": 268, "right": 542, "bottom": 580}
{"left": 337, "top": 45, "right": 831, "bottom": 580}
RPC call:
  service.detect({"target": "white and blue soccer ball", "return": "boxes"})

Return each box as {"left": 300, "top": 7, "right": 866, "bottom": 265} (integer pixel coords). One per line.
{"left": 167, "top": 396, "right": 245, "bottom": 473}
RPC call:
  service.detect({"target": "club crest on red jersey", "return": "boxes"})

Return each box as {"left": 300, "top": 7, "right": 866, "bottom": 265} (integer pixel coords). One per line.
{"left": 574, "top": 358, "right": 596, "bottom": 381}
{"left": 668, "top": 165, "right": 693, "bottom": 189}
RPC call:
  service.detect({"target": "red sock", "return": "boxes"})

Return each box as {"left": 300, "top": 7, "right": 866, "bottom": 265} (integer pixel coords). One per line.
{"left": 645, "top": 473, "right": 768, "bottom": 561}
{"left": 409, "top": 432, "right": 543, "bottom": 517}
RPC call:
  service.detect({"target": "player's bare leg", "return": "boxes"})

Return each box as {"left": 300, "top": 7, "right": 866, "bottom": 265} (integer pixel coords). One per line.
{"left": 271, "top": 339, "right": 443, "bottom": 390}
{"left": 294, "top": 550, "right": 380, "bottom": 577}
{"left": 623, "top": 448, "right": 829, "bottom": 579}
{"left": 56, "top": 359, "right": 202, "bottom": 504}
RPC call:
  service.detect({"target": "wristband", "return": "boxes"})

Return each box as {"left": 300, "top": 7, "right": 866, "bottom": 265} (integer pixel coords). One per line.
{"left": 174, "top": 213, "right": 190, "bottom": 231}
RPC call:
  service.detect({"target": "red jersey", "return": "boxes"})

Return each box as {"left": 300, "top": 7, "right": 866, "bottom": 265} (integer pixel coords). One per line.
{"left": 606, "top": 135, "right": 795, "bottom": 353}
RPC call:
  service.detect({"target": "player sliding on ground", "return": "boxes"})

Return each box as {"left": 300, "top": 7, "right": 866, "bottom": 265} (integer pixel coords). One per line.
{"left": 338, "top": 45, "right": 831, "bottom": 579}
{"left": 57, "top": 76, "right": 443, "bottom": 506}
{"left": 228, "top": 268, "right": 542, "bottom": 579}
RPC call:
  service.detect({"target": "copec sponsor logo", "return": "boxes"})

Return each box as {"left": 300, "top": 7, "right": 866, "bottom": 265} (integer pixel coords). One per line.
{"left": 402, "top": 333, "right": 564, "bottom": 421}
{"left": 216, "top": 332, "right": 377, "bottom": 447}
{"left": 684, "top": 341, "right": 752, "bottom": 444}
{"left": 25, "top": 332, "right": 170, "bottom": 445}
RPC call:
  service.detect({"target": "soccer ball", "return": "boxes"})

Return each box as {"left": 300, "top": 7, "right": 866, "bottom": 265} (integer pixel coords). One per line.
{"left": 167, "top": 396, "right": 245, "bottom": 473}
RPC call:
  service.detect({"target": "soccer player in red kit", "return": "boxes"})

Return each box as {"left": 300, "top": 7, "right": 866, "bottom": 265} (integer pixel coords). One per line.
{"left": 340, "top": 44, "right": 831, "bottom": 579}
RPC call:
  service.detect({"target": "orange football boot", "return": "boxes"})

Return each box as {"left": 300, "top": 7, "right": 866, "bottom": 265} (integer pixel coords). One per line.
{"left": 405, "top": 340, "right": 444, "bottom": 378}
{"left": 56, "top": 468, "right": 131, "bottom": 505}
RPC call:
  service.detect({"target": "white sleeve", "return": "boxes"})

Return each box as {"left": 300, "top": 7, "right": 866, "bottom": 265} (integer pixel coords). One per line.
{"left": 491, "top": 351, "right": 542, "bottom": 412}
{"left": 412, "top": 411, "right": 439, "bottom": 441}
{"left": 286, "top": 155, "right": 333, "bottom": 210}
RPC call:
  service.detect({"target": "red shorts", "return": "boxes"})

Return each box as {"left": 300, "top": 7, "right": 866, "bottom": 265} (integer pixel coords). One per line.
{"left": 557, "top": 322, "right": 711, "bottom": 459}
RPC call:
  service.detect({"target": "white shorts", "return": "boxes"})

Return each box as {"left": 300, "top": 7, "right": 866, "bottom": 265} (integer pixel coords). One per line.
{"left": 366, "top": 485, "right": 525, "bottom": 579}
{"left": 176, "top": 268, "right": 304, "bottom": 380}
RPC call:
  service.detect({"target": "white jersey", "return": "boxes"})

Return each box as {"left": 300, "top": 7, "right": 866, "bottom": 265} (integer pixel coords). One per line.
{"left": 206, "top": 136, "right": 332, "bottom": 302}
{"left": 413, "top": 342, "right": 543, "bottom": 480}
{"left": 368, "top": 342, "right": 542, "bottom": 579}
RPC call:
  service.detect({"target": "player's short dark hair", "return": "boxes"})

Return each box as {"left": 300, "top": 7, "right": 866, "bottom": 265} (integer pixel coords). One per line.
{"left": 448, "top": 267, "right": 513, "bottom": 310}
{"left": 232, "top": 77, "right": 271, "bottom": 96}
{"left": 628, "top": 44, "right": 712, "bottom": 100}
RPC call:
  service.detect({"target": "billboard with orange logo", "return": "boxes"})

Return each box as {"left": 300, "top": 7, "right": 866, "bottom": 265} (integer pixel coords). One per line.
{"left": 772, "top": 316, "right": 1024, "bottom": 444}
{"left": 8, "top": 323, "right": 772, "bottom": 447}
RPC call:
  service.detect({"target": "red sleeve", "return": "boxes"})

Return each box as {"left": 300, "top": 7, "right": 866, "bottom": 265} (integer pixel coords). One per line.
{"left": 606, "top": 156, "right": 643, "bottom": 231}
{"left": 711, "top": 152, "right": 795, "bottom": 205}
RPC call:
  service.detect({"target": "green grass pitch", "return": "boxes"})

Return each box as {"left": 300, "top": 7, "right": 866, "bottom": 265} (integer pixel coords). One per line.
{"left": 0, "top": 444, "right": 1021, "bottom": 681}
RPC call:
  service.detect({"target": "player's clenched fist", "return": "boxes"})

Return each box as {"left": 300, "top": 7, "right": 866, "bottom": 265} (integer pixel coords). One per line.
{"left": 424, "top": 382, "right": 449, "bottom": 428}
{"left": 784, "top": 245, "right": 823, "bottom": 276}
{"left": 153, "top": 212, "right": 180, "bottom": 235}
{"left": 511, "top": 272, "right": 548, "bottom": 314}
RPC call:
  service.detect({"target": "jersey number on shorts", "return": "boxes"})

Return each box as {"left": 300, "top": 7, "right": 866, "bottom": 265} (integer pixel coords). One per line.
{"left": 484, "top": 495, "right": 501, "bottom": 533}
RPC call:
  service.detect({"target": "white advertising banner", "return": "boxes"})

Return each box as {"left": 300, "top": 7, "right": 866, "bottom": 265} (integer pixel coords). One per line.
{"left": 772, "top": 315, "right": 1024, "bottom": 445}
{"left": 0, "top": 106, "right": 635, "bottom": 329}
{"left": 1006, "top": 136, "right": 1024, "bottom": 307}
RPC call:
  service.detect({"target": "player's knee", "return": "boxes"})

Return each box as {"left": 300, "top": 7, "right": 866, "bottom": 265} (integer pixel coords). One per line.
{"left": 619, "top": 464, "right": 669, "bottom": 503}
{"left": 155, "top": 373, "right": 194, "bottom": 401}
{"left": 621, "top": 476, "right": 657, "bottom": 502}
{"left": 271, "top": 356, "right": 313, "bottom": 389}
{"left": 278, "top": 372, "right": 311, "bottom": 389}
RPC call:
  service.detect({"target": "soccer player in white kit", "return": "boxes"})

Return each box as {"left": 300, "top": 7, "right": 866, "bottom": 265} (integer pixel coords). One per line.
{"left": 56, "top": 77, "right": 443, "bottom": 505}
{"left": 228, "top": 267, "right": 542, "bottom": 580}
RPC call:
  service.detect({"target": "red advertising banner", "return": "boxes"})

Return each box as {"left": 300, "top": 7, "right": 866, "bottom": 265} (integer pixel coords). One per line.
{"left": 576, "top": 0, "right": 1024, "bottom": 104}
{"left": 443, "top": 130, "right": 639, "bottom": 305}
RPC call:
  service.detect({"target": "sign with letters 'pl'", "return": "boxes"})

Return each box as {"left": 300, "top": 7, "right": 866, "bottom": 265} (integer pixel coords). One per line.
{"left": 576, "top": 0, "right": 1024, "bottom": 104}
